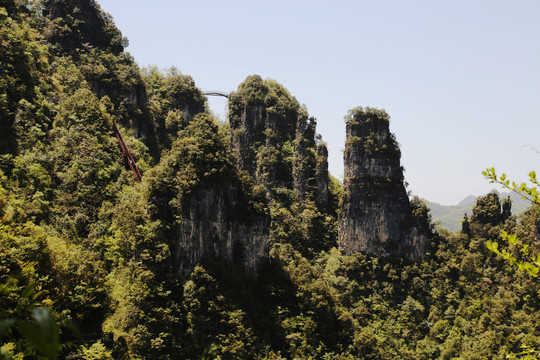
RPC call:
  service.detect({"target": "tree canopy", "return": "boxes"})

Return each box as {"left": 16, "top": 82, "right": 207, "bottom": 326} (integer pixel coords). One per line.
{"left": 0, "top": 2, "right": 538, "bottom": 359}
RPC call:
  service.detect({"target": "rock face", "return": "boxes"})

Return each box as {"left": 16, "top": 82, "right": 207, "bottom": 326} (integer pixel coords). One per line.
{"left": 148, "top": 112, "right": 270, "bottom": 275}
{"left": 173, "top": 184, "right": 269, "bottom": 275}
{"left": 229, "top": 104, "right": 267, "bottom": 179}
{"left": 228, "top": 75, "right": 330, "bottom": 207}
{"left": 315, "top": 143, "right": 330, "bottom": 211}
{"left": 227, "top": 76, "right": 339, "bottom": 255}
{"left": 338, "top": 107, "right": 427, "bottom": 261}
{"left": 292, "top": 115, "right": 318, "bottom": 204}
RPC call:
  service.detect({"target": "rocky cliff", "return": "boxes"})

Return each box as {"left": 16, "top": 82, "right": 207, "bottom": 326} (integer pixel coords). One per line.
{"left": 338, "top": 107, "right": 427, "bottom": 261}
{"left": 315, "top": 142, "right": 330, "bottom": 211}
{"left": 228, "top": 75, "right": 329, "bottom": 207}
{"left": 227, "top": 75, "right": 338, "bottom": 254}
{"left": 173, "top": 183, "right": 269, "bottom": 274}
{"left": 147, "top": 112, "right": 270, "bottom": 274}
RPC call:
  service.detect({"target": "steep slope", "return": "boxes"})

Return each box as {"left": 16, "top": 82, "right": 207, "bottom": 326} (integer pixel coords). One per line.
{"left": 41, "top": 0, "right": 159, "bottom": 148}
{"left": 229, "top": 76, "right": 325, "bottom": 203}
{"left": 146, "top": 113, "right": 270, "bottom": 275}
{"left": 228, "top": 75, "right": 339, "bottom": 254}
{"left": 43, "top": 0, "right": 126, "bottom": 54}
{"left": 339, "top": 107, "right": 429, "bottom": 261}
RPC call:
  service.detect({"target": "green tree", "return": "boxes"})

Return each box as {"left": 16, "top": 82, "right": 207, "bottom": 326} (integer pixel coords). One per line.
{"left": 483, "top": 168, "right": 540, "bottom": 278}
{"left": 0, "top": 280, "right": 62, "bottom": 360}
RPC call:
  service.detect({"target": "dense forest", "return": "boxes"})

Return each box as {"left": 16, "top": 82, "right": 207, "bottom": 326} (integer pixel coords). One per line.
{"left": 0, "top": 1, "right": 538, "bottom": 359}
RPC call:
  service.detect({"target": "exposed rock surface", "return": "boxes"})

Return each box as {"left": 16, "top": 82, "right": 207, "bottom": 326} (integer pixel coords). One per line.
{"left": 148, "top": 113, "right": 270, "bottom": 275}
{"left": 173, "top": 183, "right": 269, "bottom": 274}
{"left": 338, "top": 107, "right": 427, "bottom": 261}
{"left": 292, "top": 115, "right": 317, "bottom": 204}
{"left": 228, "top": 75, "right": 330, "bottom": 208}
{"left": 226, "top": 76, "right": 339, "bottom": 255}
{"left": 315, "top": 143, "right": 330, "bottom": 211}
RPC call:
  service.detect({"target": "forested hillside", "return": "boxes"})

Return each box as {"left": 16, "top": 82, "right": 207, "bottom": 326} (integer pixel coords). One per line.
{"left": 428, "top": 192, "right": 531, "bottom": 232}
{"left": 0, "top": 1, "right": 538, "bottom": 359}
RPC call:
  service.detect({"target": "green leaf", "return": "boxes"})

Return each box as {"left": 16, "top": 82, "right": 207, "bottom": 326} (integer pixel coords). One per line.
{"left": 0, "top": 318, "right": 16, "bottom": 337}
{"left": 21, "top": 283, "right": 34, "bottom": 299}
{"left": 16, "top": 309, "right": 59, "bottom": 360}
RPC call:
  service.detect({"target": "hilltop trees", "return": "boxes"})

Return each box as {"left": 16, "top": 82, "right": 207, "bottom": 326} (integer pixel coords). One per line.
{"left": 483, "top": 168, "right": 540, "bottom": 279}
{"left": 0, "top": 1, "right": 538, "bottom": 358}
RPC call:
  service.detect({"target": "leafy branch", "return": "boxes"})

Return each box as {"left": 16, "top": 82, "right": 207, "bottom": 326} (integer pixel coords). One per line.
{"left": 0, "top": 279, "right": 63, "bottom": 359}
{"left": 483, "top": 168, "right": 539, "bottom": 280}
{"left": 482, "top": 167, "right": 539, "bottom": 205}
{"left": 486, "top": 231, "right": 539, "bottom": 278}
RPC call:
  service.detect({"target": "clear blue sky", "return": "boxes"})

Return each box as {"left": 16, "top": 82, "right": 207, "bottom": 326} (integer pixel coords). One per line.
{"left": 97, "top": 0, "right": 540, "bottom": 205}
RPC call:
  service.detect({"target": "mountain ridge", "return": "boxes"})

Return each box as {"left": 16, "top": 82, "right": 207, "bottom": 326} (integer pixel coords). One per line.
{"left": 426, "top": 190, "right": 531, "bottom": 232}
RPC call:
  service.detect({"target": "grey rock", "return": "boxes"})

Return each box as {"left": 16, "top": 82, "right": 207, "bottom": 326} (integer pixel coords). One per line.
{"left": 173, "top": 184, "right": 269, "bottom": 275}
{"left": 338, "top": 108, "right": 427, "bottom": 261}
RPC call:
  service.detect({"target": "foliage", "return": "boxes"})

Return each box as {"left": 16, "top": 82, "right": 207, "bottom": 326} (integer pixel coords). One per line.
{"left": 483, "top": 167, "right": 539, "bottom": 207}
{"left": 345, "top": 106, "right": 391, "bottom": 125}
{"left": 0, "top": 280, "right": 62, "bottom": 360}
{"left": 484, "top": 168, "right": 540, "bottom": 279}
{"left": 487, "top": 231, "right": 539, "bottom": 277}
{"left": 77, "top": 341, "right": 113, "bottom": 360}
{"left": 0, "top": 2, "right": 538, "bottom": 359}
{"left": 141, "top": 66, "right": 206, "bottom": 153}
{"left": 0, "top": 4, "right": 50, "bottom": 154}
